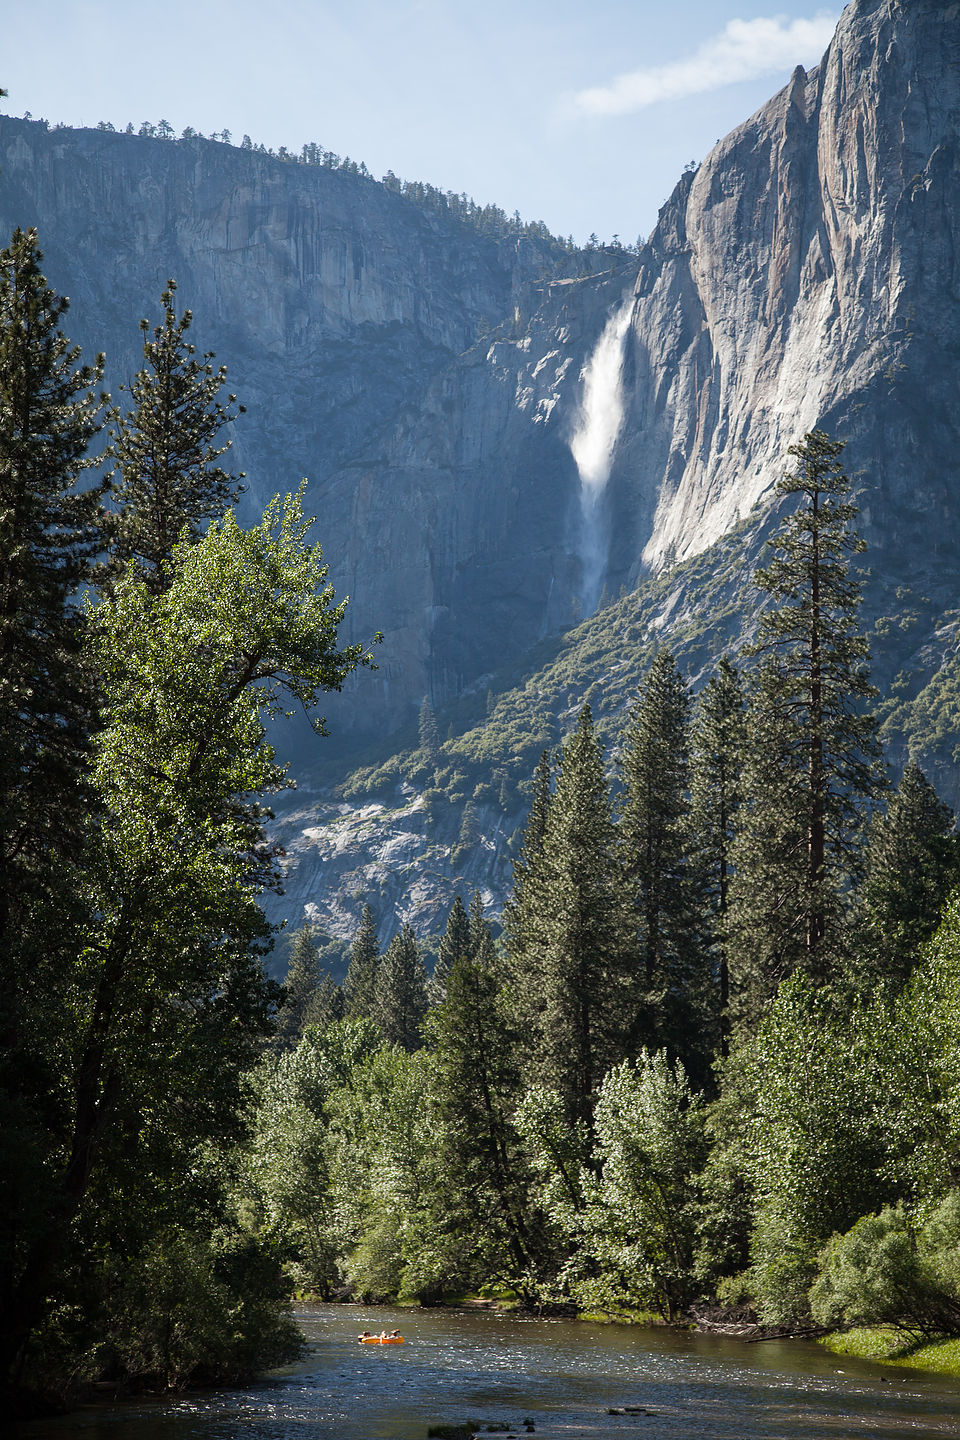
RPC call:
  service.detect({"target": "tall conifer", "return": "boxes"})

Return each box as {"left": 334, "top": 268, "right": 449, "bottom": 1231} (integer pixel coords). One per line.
{"left": 373, "top": 922, "right": 428, "bottom": 1051}
{"left": 108, "top": 279, "right": 244, "bottom": 591}
{"left": 429, "top": 894, "right": 471, "bottom": 1005}
{"left": 852, "top": 763, "right": 958, "bottom": 988}
{"left": 418, "top": 695, "right": 439, "bottom": 763}
{"left": 0, "top": 231, "right": 109, "bottom": 1384}
{"left": 525, "top": 706, "right": 632, "bottom": 1125}
{"left": 502, "top": 749, "right": 553, "bottom": 1023}
{"left": 275, "top": 927, "right": 322, "bottom": 1048}
{"left": 690, "top": 656, "right": 746, "bottom": 1054}
{"left": 0, "top": 229, "right": 108, "bottom": 932}
{"left": 344, "top": 903, "right": 380, "bottom": 1018}
{"left": 429, "top": 897, "right": 532, "bottom": 1284}
{"left": 619, "top": 651, "right": 708, "bottom": 1074}
{"left": 727, "top": 431, "right": 883, "bottom": 1013}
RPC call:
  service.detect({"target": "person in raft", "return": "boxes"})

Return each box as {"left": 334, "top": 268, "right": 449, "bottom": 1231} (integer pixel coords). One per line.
{"left": 358, "top": 1330, "right": 372, "bottom": 1340}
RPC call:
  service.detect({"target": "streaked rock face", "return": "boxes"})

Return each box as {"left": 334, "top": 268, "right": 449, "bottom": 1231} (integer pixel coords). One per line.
{"left": 609, "top": 0, "right": 960, "bottom": 582}
{"left": 273, "top": 793, "right": 510, "bottom": 946}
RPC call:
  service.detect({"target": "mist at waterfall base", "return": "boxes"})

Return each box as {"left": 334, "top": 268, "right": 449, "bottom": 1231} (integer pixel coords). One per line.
{"left": 569, "top": 297, "right": 633, "bottom": 617}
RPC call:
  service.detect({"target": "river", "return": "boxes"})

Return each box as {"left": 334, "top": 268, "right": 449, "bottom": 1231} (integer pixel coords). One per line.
{"left": 21, "top": 1305, "right": 960, "bottom": 1440}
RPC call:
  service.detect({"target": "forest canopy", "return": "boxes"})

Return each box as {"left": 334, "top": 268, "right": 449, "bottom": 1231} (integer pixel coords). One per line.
{"left": 4, "top": 220, "right": 960, "bottom": 1415}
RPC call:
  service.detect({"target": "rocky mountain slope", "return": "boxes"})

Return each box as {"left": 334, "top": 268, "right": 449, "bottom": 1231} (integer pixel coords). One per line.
{"left": 2, "top": 0, "right": 959, "bottom": 945}
{"left": 270, "top": 0, "right": 960, "bottom": 942}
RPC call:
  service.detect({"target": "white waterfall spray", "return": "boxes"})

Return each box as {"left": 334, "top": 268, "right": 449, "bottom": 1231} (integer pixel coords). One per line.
{"left": 569, "top": 296, "right": 633, "bottom": 615}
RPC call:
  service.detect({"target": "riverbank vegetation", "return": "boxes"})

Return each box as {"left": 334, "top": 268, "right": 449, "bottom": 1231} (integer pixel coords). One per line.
{"left": 244, "top": 430, "right": 960, "bottom": 1363}
{"left": 5, "top": 219, "right": 960, "bottom": 1412}
{"left": 0, "top": 230, "right": 377, "bottom": 1407}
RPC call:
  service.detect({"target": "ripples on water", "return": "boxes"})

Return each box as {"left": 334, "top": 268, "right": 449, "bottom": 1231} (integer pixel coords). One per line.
{"left": 22, "top": 1304, "right": 960, "bottom": 1440}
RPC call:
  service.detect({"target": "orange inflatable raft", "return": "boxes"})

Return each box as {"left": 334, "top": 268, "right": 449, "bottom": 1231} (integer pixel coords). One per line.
{"left": 359, "top": 1334, "right": 405, "bottom": 1344}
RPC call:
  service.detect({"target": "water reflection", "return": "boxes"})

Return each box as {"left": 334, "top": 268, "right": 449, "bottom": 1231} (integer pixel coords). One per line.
{"left": 22, "top": 1304, "right": 960, "bottom": 1440}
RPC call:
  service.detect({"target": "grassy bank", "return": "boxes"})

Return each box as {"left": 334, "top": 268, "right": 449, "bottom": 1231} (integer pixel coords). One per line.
{"left": 820, "top": 1327, "right": 960, "bottom": 1378}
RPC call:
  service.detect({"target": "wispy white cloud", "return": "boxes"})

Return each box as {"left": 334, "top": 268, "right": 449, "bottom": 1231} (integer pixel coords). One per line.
{"left": 573, "top": 12, "right": 839, "bottom": 118}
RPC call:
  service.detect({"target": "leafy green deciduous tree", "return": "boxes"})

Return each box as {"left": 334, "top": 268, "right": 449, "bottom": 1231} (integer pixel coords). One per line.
{"left": 575, "top": 1053, "right": 706, "bottom": 1320}
{"left": 731, "top": 977, "right": 895, "bottom": 1325}
{"left": 335, "top": 1044, "right": 443, "bottom": 1302}
{"left": 243, "top": 1030, "right": 342, "bottom": 1298}
{"left": 888, "top": 895, "right": 960, "bottom": 1205}
{"left": 0, "top": 488, "right": 375, "bottom": 1385}
{"left": 810, "top": 1197, "right": 960, "bottom": 1341}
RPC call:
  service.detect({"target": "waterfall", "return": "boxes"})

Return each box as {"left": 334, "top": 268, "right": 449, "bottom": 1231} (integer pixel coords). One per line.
{"left": 569, "top": 296, "right": 633, "bottom": 616}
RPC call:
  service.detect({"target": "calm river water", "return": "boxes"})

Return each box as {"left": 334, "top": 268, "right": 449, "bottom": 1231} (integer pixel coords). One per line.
{"left": 21, "top": 1304, "right": 960, "bottom": 1440}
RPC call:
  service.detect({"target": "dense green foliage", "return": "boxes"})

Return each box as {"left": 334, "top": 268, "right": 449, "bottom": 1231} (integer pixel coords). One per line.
{"left": 0, "top": 242, "right": 377, "bottom": 1405}
{"left": 232, "top": 429, "right": 960, "bottom": 1351}
{"left": 7, "top": 210, "right": 960, "bottom": 1411}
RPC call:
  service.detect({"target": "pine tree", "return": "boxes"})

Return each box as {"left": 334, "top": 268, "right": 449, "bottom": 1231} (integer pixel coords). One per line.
{"left": 727, "top": 430, "right": 883, "bottom": 1013}
{"left": 0, "top": 229, "right": 108, "bottom": 932}
{"left": 429, "top": 894, "right": 471, "bottom": 1005}
{"left": 310, "top": 972, "right": 346, "bottom": 1031}
{"left": 428, "top": 896, "right": 533, "bottom": 1286}
{"left": 619, "top": 651, "right": 708, "bottom": 1075}
{"left": 343, "top": 903, "right": 380, "bottom": 1018}
{"left": 523, "top": 706, "right": 633, "bottom": 1125}
{"left": 690, "top": 656, "right": 746, "bottom": 1055}
{"left": 0, "top": 229, "right": 110, "bottom": 1384}
{"left": 453, "top": 800, "right": 479, "bottom": 866}
{"left": 275, "top": 927, "right": 321, "bottom": 1048}
{"left": 108, "top": 279, "right": 244, "bottom": 591}
{"left": 373, "top": 922, "right": 428, "bottom": 1051}
{"left": 852, "top": 763, "right": 959, "bottom": 989}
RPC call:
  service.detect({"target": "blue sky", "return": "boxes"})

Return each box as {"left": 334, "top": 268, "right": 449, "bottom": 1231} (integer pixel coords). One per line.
{"left": 3, "top": 1, "right": 843, "bottom": 244}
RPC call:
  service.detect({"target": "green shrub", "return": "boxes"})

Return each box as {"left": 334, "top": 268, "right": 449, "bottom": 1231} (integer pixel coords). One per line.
{"left": 810, "top": 1207, "right": 920, "bottom": 1332}
{"left": 810, "top": 1196, "right": 960, "bottom": 1340}
{"left": 30, "top": 1225, "right": 302, "bottom": 1393}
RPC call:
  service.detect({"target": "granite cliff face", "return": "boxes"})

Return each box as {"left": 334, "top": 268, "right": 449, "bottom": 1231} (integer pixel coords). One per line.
{"left": 2, "top": 0, "right": 960, "bottom": 940}
{"left": 265, "top": 0, "right": 960, "bottom": 940}
{"left": 0, "top": 120, "right": 597, "bottom": 748}
{"left": 608, "top": 0, "right": 960, "bottom": 585}
{"left": 308, "top": 0, "right": 960, "bottom": 746}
